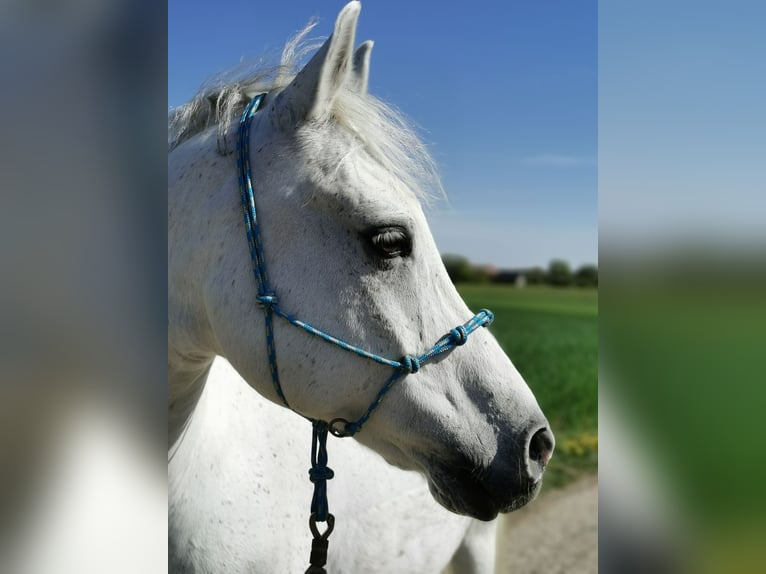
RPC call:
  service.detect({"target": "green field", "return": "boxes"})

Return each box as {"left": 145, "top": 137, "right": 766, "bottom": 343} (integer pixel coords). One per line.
{"left": 456, "top": 285, "right": 598, "bottom": 489}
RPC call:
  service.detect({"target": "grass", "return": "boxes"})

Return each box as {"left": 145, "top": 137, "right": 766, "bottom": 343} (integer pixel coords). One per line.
{"left": 456, "top": 284, "right": 598, "bottom": 489}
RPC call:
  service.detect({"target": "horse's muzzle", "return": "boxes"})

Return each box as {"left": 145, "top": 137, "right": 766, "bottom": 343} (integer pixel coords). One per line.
{"left": 426, "top": 424, "right": 555, "bottom": 521}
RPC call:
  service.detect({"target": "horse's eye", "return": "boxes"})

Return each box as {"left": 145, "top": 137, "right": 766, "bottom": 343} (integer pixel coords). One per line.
{"left": 368, "top": 227, "right": 412, "bottom": 259}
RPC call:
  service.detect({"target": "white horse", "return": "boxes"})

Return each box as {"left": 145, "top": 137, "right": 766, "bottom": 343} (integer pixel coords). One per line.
{"left": 168, "top": 2, "right": 553, "bottom": 572}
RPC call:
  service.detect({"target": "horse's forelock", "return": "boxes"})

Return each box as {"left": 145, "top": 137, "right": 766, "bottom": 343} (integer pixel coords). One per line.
{"left": 168, "top": 22, "right": 323, "bottom": 152}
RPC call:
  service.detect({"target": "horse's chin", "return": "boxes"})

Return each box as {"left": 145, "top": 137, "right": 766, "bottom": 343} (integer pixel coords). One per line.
{"left": 360, "top": 437, "right": 546, "bottom": 519}
{"left": 425, "top": 465, "right": 543, "bottom": 522}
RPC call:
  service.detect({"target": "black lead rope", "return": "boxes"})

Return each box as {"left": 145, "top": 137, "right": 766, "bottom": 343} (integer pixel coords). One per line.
{"left": 305, "top": 422, "right": 334, "bottom": 573}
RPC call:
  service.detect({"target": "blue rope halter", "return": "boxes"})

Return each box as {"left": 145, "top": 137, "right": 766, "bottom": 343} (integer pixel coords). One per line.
{"left": 236, "top": 94, "right": 494, "bottom": 571}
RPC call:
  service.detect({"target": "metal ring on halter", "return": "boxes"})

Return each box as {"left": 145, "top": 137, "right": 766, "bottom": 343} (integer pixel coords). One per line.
{"left": 328, "top": 418, "right": 352, "bottom": 438}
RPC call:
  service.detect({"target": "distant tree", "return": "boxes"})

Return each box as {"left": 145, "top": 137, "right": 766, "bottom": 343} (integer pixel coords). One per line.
{"left": 548, "top": 259, "right": 573, "bottom": 287}
{"left": 441, "top": 254, "right": 473, "bottom": 283}
{"left": 574, "top": 264, "right": 598, "bottom": 287}
{"left": 525, "top": 267, "right": 546, "bottom": 285}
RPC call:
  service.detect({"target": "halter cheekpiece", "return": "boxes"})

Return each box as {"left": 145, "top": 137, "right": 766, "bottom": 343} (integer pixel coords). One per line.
{"left": 237, "top": 94, "right": 494, "bottom": 573}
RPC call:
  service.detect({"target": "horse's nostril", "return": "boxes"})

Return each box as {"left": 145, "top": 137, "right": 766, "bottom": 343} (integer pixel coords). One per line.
{"left": 527, "top": 427, "right": 555, "bottom": 479}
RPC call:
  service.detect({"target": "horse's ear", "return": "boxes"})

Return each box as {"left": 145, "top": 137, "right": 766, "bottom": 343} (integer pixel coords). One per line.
{"left": 272, "top": 1, "right": 360, "bottom": 127}
{"left": 349, "top": 40, "right": 373, "bottom": 95}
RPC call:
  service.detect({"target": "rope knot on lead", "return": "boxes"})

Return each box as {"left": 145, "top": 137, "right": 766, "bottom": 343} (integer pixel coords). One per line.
{"left": 309, "top": 422, "right": 334, "bottom": 522}
{"left": 402, "top": 355, "right": 421, "bottom": 374}
{"left": 450, "top": 325, "right": 468, "bottom": 346}
{"left": 308, "top": 466, "right": 335, "bottom": 482}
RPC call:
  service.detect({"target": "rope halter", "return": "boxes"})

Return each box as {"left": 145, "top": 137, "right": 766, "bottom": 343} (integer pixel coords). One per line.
{"left": 236, "top": 94, "right": 494, "bottom": 573}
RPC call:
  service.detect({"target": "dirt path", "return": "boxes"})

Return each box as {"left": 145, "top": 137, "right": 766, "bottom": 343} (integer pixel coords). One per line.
{"left": 496, "top": 475, "right": 598, "bottom": 574}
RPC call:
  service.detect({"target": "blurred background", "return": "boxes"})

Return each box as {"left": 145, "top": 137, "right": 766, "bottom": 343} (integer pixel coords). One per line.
{"left": 1, "top": 0, "right": 764, "bottom": 572}
{"left": 600, "top": 2, "right": 766, "bottom": 572}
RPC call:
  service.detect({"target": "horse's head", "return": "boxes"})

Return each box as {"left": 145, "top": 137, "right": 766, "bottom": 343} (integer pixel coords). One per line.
{"left": 199, "top": 1, "right": 553, "bottom": 520}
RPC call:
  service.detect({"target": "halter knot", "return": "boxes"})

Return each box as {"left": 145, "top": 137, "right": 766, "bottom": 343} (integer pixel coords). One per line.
{"left": 256, "top": 292, "right": 279, "bottom": 309}
{"left": 450, "top": 325, "right": 468, "bottom": 346}
{"left": 402, "top": 355, "right": 421, "bottom": 374}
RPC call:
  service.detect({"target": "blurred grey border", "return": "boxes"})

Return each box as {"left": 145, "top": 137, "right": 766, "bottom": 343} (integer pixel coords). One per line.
{"left": 1, "top": 0, "right": 167, "bottom": 571}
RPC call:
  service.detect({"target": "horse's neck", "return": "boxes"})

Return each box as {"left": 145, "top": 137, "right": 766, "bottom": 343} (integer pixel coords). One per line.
{"left": 168, "top": 357, "right": 471, "bottom": 574}
{"left": 168, "top": 354, "right": 214, "bottom": 449}
{"left": 168, "top": 132, "right": 228, "bottom": 450}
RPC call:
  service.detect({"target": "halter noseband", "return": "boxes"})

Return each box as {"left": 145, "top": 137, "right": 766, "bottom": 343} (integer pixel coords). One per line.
{"left": 237, "top": 94, "right": 493, "bottom": 573}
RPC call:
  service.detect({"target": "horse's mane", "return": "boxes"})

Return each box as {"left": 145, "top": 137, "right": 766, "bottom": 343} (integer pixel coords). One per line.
{"left": 168, "top": 22, "right": 442, "bottom": 202}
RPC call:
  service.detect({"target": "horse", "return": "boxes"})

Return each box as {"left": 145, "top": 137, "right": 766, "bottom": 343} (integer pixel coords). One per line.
{"left": 168, "top": 2, "right": 554, "bottom": 572}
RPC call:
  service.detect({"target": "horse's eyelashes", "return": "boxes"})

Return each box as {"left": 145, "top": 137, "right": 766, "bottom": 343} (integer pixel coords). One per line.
{"left": 367, "top": 226, "right": 412, "bottom": 259}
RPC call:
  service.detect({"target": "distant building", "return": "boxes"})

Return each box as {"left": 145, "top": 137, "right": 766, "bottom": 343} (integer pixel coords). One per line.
{"left": 494, "top": 269, "right": 527, "bottom": 287}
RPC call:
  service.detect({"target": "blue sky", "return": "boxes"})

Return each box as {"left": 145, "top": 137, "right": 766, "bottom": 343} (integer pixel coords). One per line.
{"left": 169, "top": 0, "right": 597, "bottom": 268}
